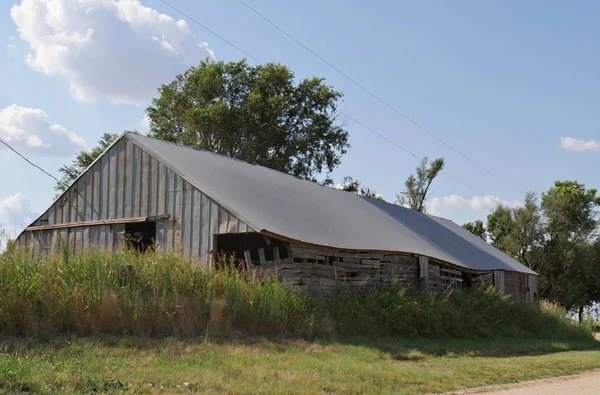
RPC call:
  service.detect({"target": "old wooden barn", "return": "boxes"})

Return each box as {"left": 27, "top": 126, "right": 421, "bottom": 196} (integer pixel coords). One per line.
{"left": 16, "top": 132, "right": 538, "bottom": 299}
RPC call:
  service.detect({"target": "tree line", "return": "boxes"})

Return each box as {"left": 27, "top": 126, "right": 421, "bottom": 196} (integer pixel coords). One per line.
{"left": 53, "top": 59, "right": 598, "bottom": 319}
{"left": 463, "top": 183, "right": 600, "bottom": 321}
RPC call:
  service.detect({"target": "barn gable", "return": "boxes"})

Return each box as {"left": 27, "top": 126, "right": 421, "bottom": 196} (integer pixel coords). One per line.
{"left": 18, "top": 133, "right": 253, "bottom": 261}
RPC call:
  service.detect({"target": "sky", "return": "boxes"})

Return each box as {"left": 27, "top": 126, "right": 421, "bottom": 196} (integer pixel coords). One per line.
{"left": 1, "top": 0, "right": 599, "bottom": 238}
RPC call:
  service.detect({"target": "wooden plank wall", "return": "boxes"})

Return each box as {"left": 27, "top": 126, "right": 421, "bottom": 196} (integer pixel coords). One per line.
{"left": 16, "top": 136, "right": 253, "bottom": 262}
{"left": 250, "top": 243, "right": 420, "bottom": 298}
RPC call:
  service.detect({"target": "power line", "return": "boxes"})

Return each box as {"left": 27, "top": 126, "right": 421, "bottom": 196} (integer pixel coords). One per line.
{"left": 0, "top": 138, "right": 59, "bottom": 182}
{"left": 234, "top": 0, "right": 525, "bottom": 196}
{"left": 338, "top": 112, "right": 505, "bottom": 205}
{"left": 157, "top": 0, "right": 262, "bottom": 64}
{"left": 155, "top": 0, "right": 510, "bottom": 205}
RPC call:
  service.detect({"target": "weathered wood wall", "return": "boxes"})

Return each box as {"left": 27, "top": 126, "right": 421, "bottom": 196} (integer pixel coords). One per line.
{"left": 17, "top": 136, "right": 253, "bottom": 262}
{"left": 246, "top": 240, "right": 532, "bottom": 300}
{"left": 504, "top": 271, "right": 529, "bottom": 299}
{"left": 249, "top": 243, "right": 419, "bottom": 298}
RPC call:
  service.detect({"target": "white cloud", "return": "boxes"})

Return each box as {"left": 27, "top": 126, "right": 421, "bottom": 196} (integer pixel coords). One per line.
{"left": 139, "top": 114, "right": 150, "bottom": 130}
{"left": 560, "top": 137, "right": 600, "bottom": 152}
{"left": 11, "top": 0, "right": 215, "bottom": 105}
{"left": 427, "top": 194, "right": 522, "bottom": 218}
{"left": 0, "top": 104, "right": 86, "bottom": 155}
{"left": 0, "top": 193, "right": 36, "bottom": 232}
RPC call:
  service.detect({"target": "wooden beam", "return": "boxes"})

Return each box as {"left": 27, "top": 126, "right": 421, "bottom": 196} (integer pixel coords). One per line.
{"left": 244, "top": 250, "right": 254, "bottom": 270}
{"left": 258, "top": 248, "right": 266, "bottom": 265}
{"left": 25, "top": 215, "right": 170, "bottom": 232}
{"left": 419, "top": 256, "right": 429, "bottom": 291}
{"left": 273, "top": 246, "right": 280, "bottom": 261}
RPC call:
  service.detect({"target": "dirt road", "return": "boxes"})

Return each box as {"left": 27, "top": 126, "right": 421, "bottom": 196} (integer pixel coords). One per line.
{"left": 454, "top": 334, "right": 600, "bottom": 395}
{"left": 472, "top": 369, "right": 600, "bottom": 395}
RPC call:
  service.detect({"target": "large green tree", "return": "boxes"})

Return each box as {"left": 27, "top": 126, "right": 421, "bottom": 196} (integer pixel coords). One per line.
{"left": 538, "top": 181, "right": 600, "bottom": 320}
{"left": 396, "top": 157, "right": 445, "bottom": 213}
{"left": 486, "top": 192, "right": 543, "bottom": 268}
{"left": 481, "top": 183, "right": 600, "bottom": 321}
{"left": 55, "top": 133, "right": 120, "bottom": 193}
{"left": 146, "top": 59, "right": 349, "bottom": 181}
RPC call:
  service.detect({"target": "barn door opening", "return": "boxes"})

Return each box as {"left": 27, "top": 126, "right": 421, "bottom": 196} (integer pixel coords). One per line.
{"left": 124, "top": 221, "right": 156, "bottom": 252}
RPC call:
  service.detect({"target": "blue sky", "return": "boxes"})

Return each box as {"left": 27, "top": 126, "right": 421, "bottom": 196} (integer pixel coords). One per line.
{"left": 1, "top": 0, "right": 599, "bottom": 236}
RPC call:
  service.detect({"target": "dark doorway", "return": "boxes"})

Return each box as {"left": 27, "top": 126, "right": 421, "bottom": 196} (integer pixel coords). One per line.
{"left": 214, "top": 232, "right": 289, "bottom": 266}
{"left": 125, "top": 222, "right": 156, "bottom": 252}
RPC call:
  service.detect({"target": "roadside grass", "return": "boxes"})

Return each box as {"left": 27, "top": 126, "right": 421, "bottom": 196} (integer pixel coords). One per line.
{"left": 1, "top": 335, "right": 599, "bottom": 394}
{"left": 1, "top": 248, "right": 599, "bottom": 393}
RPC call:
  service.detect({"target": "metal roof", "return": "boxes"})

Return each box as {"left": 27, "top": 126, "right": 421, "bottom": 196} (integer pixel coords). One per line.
{"left": 128, "top": 133, "right": 536, "bottom": 275}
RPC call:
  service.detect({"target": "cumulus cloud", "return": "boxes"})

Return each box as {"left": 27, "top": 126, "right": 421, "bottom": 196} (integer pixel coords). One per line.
{"left": 11, "top": 0, "right": 215, "bottom": 105}
{"left": 0, "top": 193, "right": 36, "bottom": 232}
{"left": 427, "top": 194, "right": 521, "bottom": 217}
{"left": 0, "top": 104, "right": 86, "bottom": 155}
{"left": 560, "top": 137, "right": 600, "bottom": 152}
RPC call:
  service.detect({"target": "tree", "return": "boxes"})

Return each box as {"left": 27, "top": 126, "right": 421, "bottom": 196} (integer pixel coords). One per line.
{"left": 541, "top": 181, "right": 600, "bottom": 243}
{"left": 55, "top": 133, "right": 120, "bottom": 192}
{"left": 146, "top": 59, "right": 349, "bottom": 181}
{"left": 538, "top": 181, "right": 600, "bottom": 320}
{"left": 337, "top": 176, "right": 384, "bottom": 201}
{"left": 396, "top": 157, "right": 444, "bottom": 212}
{"left": 486, "top": 192, "right": 543, "bottom": 268}
{"left": 462, "top": 220, "right": 487, "bottom": 240}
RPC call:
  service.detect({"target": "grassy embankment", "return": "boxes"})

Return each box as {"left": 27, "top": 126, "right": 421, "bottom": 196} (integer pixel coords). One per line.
{"left": 0, "top": 249, "right": 598, "bottom": 393}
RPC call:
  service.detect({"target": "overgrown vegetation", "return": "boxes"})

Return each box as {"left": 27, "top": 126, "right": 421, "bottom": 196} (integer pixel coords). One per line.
{"left": 0, "top": 249, "right": 594, "bottom": 342}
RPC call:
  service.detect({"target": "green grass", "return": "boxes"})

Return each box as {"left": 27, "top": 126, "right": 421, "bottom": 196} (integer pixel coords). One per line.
{"left": 1, "top": 249, "right": 599, "bottom": 393}
{"left": 0, "top": 335, "right": 599, "bottom": 394}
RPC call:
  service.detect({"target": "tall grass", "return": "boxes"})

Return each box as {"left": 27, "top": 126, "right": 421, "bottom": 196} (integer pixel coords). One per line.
{"left": 0, "top": 248, "right": 593, "bottom": 341}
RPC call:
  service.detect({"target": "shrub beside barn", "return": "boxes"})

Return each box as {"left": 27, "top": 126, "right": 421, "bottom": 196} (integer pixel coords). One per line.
{"left": 16, "top": 133, "right": 538, "bottom": 300}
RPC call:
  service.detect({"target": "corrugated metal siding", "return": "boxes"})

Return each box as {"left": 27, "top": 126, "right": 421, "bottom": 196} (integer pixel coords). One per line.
{"left": 17, "top": 137, "right": 254, "bottom": 262}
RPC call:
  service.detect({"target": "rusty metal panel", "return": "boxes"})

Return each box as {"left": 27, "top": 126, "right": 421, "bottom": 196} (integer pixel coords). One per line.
{"left": 199, "top": 192, "right": 210, "bottom": 258}
{"left": 123, "top": 139, "right": 133, "bottom": 218}
{"left": 182, "top": 180, "right": 193, "bottom": 258}
{"left": 99, "top": 152, "right": 108, "bottom": 220}
{"left": 92, "top": 161, "right": 100, "bottom": 220}
{"left": 140, "top": 150, "right": 150, "bottom": 217}
{"left": 77, "top": 180, "right": 85, "bottom": 222}
{"left": 148, "top": 154, "right": 157, "bottom": 217}
{"left": 218, "top": 206, "right": 228, "bottom": 234}
{"left": 82, "top": 227, "right": 90, "bottom": 250}
{"left": 227, "top": 212, "right": 237, "bottom": 233}
{"left": 191, "top": 189, "right": 201, "bottom": 257}
{"left": 15, "top": 133, "right": 255, "bottom": 257}
{"left": 157, "top": 161, "right": 166, "bottom": 217}
{"left": 165, "top": 168, "right": 175, "bottom": 253}
{"left": 48, "top": 202, "right": 55, "bottom": 225}
{"left": 173, "top": 174, "right": 183, "bottom": 255}
{"left": 132, "top": 145, "right": 141, "bottom": 217}
{"left": 85, "top": 169, "right": 92, "bottom": 221}
{"left": 156, "top": 219, "right": 167, "bottom": 252}
{"left": 209, "top": 200, "right": 219, "bottom": 253}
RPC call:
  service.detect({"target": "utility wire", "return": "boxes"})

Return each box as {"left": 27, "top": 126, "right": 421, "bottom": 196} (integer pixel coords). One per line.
{"left": 0, "top": 138, "right": 59, "bottom": 181}
{"left": 338, "top": 112, "right": 505, "bottom": 205}
{"left": 156, "top": 0, "right": 509, "bottom": 205}
{"left": 157, "top": 0, "right": 262, "bottom": 64}
{"left": 234, "top": 0, "right": 525, "bottom": 196}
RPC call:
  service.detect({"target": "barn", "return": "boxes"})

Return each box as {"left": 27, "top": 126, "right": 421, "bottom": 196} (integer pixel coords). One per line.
{"left": 16, "top": 132, "right": 537, "bottom": 299}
